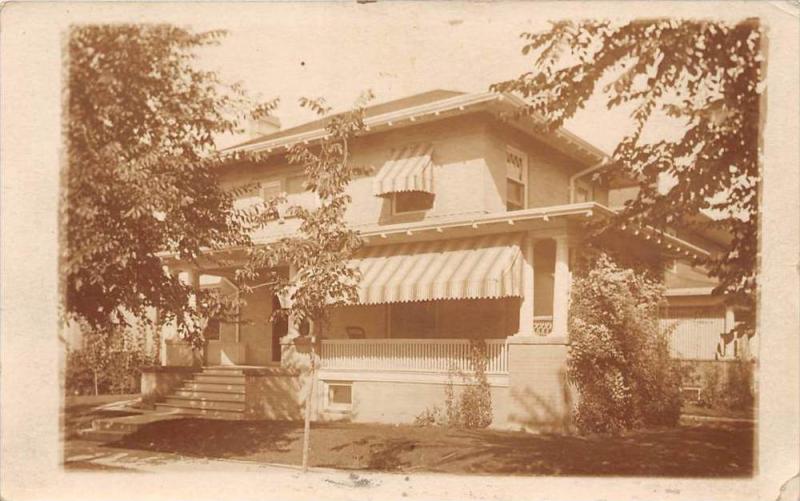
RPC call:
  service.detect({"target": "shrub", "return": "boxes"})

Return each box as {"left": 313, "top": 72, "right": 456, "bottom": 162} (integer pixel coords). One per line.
{"left": 416, "top": 339, "right": 493, "bottom": 429}
{"left": 413, "top": 406, "right": 447, "bottom": 427}
{"left": 696, "top": 360, "right": 755, "bottom": 411}
{"left": 64, "top": 321, "right": 156, "bottom": 396}
{"left": 568, "top": 253, "right": 682, "bottom": 433}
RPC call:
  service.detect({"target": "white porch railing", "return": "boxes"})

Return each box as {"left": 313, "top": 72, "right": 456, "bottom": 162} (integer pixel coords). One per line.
{"left": 320, "top": 338, "right": 509, "bottom": 374}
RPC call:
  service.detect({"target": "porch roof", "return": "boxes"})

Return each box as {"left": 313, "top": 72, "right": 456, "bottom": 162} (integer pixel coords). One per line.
{"left": 351, "top": 233, "right": 522, "bottom": 304}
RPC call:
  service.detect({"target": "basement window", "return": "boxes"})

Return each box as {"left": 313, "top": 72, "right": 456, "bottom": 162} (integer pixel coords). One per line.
{"left": 326, "top": 383, "right": 353, "bottom": 411}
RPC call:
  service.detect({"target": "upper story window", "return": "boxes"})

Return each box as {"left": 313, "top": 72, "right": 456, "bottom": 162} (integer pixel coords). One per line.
{"left": 250, "top": 174, "right": 319, "bottom": 219}
{"left": 374, "top": 144, "right": 436, "bottom": 217}
{"left": 392, "top": 191, "right": 434, "bottom": 215}
{"left": 506, "top": 146, "right": 527, "bottom": 211}
{"left": 260, "top": 179, "right": 283, "bottom": 202}
{"left": 574, "top": 181, "right": 592, "bottom": 203}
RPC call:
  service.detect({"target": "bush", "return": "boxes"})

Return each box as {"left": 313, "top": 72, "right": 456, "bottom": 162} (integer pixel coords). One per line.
{"left": 696, "top": 360, "right": 755, "bottom": 411}
{"left": 415, "top": 339, "right": 493, "bottom": 429}
{"left": 64, "top": 322, "right": 156, "bottom": 396}
{"left": 568, "top": 254, "right": 682, "bottom": 433}
{"left": 413, "top": 406, "right": 447, "bottom": 427}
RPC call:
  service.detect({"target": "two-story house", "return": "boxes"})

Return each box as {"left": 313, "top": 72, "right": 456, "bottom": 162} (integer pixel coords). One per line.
{"left": 147, "top": 90, "right": 735, "bottom": 430}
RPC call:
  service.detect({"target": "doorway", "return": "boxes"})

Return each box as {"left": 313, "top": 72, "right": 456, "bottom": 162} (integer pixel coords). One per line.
{"left": 271, "top": 295, "right": 287, "bottom": 363}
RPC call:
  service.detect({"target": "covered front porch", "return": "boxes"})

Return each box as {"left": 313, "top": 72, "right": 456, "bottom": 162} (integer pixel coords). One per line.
{"left": 160, "top": 229, "right": 575, "bottom": 374}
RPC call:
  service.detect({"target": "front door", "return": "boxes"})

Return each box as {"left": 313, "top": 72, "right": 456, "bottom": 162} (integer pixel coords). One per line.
{"left": 271, "top": 295, "right": 287, "bottom": 363}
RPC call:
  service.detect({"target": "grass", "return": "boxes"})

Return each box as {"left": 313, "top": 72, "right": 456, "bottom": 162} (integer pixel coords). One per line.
{"left": 96, "top": 418, "right": 753, "bottom": 477}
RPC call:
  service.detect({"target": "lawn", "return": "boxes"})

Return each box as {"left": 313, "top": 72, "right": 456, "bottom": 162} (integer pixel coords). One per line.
{"left": 97, "top": 418, "right": 753, "bottom": 477}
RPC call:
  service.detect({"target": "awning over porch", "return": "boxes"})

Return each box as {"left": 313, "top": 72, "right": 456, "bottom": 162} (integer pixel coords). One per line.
{"left": 373, "top": 143, "right": 435, "bottom": 196}
{"left": 352, "top": 233, "right": 523, "bottom": 304}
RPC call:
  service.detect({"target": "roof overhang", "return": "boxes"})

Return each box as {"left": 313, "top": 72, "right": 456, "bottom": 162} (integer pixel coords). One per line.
{"left": 225, "top": 92, "right": 609, "bottom": 167}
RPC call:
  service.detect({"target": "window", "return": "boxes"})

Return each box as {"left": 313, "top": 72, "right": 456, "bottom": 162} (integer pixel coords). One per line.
{"left": 390, "top": 301, "right": 437, "bottom": 338}
{"left": 286, "top": 174, "right": 319, "bottom": 212}
{"left": 326, "top": 383, "right": 353, "bottom": 410}
{"left": 506, "top": 146, "right": 527, "bottom": 211}
{"left": 260, "top": 179, "right": 284, "bottom": 202}
{"left": 574, "top": 187, "right": 589, "bottom": 203}
{"left": 392, "top": 191, "right": 434, "bottom": 215}
{"left": 665, "top": 259, "right": 679, "bottom": 273}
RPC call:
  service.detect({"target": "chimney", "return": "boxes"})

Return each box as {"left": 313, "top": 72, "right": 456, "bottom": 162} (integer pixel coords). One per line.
{"left": 246, "top": 115, "right": 281, "bottom": 139}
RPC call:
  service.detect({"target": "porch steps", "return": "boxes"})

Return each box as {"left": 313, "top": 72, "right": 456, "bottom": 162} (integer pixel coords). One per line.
{"left": 172, "top": 390, "right": 246, "bottom": 402}
{"left": 153, "top": 403, "right": 246, "bottom": 420}
{"left": 181, "top": 382, "right": 246, "bottom": 393}
{"left": 154, "top": 366, "right": 251, "bottom": 420}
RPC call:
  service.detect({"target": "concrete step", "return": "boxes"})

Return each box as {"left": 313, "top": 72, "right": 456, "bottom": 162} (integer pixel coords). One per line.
{"left": 155, "top": 404, "right": 246, "bottom": 420}
{"left": 173, "top": 389, "right": 246, "bottom": 402}
{"left": 78, "top": 428, "right": 128, "bottom": 442}
{"left": 164, "top": 397, "right": 246, "bottom": 412}
{"left": 182, "top": 381, "right": 246, "bottom": 393}
{"left": 201, "top": 368, "right": 246, "bottom": 376}
{"left": 193, "top": 374, "right": 246, "bottom": 385}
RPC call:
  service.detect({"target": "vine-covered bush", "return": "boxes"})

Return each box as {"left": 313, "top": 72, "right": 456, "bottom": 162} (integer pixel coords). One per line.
{"left": 568, "top": 254, "right": 682, "bottom": 433}
{"left": 414, "top": 339, "right": 493, "bottom": 429}
{"left": 65, "top": 322, "right": 156, "bottom": 396}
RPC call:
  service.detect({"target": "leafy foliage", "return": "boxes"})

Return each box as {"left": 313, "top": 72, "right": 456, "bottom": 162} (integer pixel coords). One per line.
{"left": 492, "top": 19, "right": 763, "bottom": 327}
{"left": 234, "top": 93, "right": 373, "bottom": 472}
{"left": 64, "top": 24, "right": 278, "bottom": 345}
{"left": 65, "top": 321, "right": 156, "bottom": 396}
{"left": 568, "top": 254, "right": 682, "bottom": 433}
{"left": 687, "top": 360, "right": 755, "bottom": 411}
{"left": 415, "top": 339, "right": 493, "bottom": 429}
{"left": 238, "top": 92, "right": 374, "bottom": 331}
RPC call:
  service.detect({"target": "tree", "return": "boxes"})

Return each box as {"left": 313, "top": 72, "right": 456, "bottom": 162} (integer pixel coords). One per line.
{"left": 568, "top": 254, "right": 682, "bottom": 433}
{"left": 64, "top": 25, "right": 276, "bottom": 344}
{"left": 492, "top": 19, "right": 763, "bottom": 331}
{"left": 238, "top": 93, "right": 373, "bottom": 472}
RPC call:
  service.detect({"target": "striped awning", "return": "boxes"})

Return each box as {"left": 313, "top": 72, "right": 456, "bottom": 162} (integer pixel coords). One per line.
{"left": 373, "top": 143, "right": 435, "bottom": 196}
{"left": 351, "top": 234, "right": 522, "bottom": 304}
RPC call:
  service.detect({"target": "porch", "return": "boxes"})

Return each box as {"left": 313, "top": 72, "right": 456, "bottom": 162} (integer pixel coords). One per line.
{"left": 161, "top": 231, "right": 572, "bottom": 374}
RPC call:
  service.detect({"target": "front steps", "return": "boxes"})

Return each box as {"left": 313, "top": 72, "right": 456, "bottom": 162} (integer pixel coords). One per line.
{"left": 154, "top": 366, "right": 249, "bottom": 420}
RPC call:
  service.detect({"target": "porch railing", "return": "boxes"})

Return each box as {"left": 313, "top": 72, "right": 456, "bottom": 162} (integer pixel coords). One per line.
{"left": 320, "top": 338, "right": 509, "bottom": 374}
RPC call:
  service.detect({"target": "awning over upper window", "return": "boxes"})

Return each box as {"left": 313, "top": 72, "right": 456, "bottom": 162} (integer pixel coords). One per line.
{"left": 350, "top": 233, "right": 522, "bottom": 304}
{"left": 373, "top": 143, "right": 435, "bottom": 196}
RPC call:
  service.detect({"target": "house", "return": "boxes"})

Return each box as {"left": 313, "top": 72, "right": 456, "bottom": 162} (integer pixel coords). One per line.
{"left": 144, "top": 90, "right": 740, "bottom": 430}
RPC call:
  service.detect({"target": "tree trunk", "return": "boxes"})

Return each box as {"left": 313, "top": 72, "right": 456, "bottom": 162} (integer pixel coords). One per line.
{"left": 93, "top": 370, "right": 99, "bottom": 396}
{"left": 301, "top": 345, "right": 316, "bottom": 473}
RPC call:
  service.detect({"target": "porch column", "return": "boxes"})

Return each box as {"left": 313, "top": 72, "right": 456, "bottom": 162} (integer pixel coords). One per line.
{"left": 551, "top": 235, "right": 571, "bottom": 338}
{"left": 517, "top": 233, "right": 536, "bottom": 336}
{"left": 286, "top": 264, "right": 300, "bottom": 340}
{"left": 184, "top": 267, "right": 201, "bottom": 308}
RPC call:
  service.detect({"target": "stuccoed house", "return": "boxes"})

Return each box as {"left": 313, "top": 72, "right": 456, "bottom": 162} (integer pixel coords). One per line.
{"left": 143, "top": 90, "right": 751, "bottom": 431}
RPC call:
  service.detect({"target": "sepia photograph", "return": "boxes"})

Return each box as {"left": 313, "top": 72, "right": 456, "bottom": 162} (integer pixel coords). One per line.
{"left": 1, "top": 2, "right": 798, "bottom": 500}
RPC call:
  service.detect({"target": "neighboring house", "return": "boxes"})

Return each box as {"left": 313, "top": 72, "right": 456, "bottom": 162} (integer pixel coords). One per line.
{"left": 147, "top": 90, "right": 738, "bottom": 429}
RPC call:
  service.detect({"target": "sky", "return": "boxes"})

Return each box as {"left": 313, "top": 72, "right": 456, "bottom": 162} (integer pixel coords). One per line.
{"left": 190, "top": 3, "right": 645, "bottom": 152}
